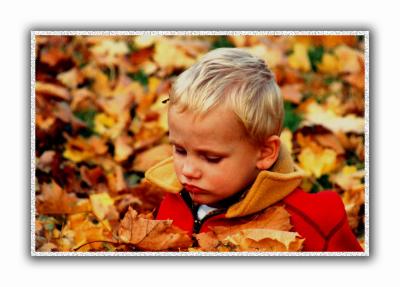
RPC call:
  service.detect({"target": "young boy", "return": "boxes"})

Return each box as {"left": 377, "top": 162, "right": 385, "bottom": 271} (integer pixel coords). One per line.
{"left": 145, "top": 48, "right": 363, "bottom": 252}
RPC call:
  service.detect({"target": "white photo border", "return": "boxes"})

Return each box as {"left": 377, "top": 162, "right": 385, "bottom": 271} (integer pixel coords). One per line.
{"left": 31, "top": 30, "right": 369, "bottom": 257}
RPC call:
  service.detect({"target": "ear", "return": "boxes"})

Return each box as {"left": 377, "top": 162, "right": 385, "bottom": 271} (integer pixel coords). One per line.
{"left": 256, "top": 135, "right": 281, "bottom": 170}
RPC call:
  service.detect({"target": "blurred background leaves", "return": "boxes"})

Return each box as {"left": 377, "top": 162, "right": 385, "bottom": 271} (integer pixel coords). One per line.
{"left": 34, "top": 34, "right": 366, "bottom": 251}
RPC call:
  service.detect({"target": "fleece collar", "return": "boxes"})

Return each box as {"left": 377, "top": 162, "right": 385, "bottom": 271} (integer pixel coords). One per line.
{"left": 145, "top": 145, "right": 305, "bottom": 218}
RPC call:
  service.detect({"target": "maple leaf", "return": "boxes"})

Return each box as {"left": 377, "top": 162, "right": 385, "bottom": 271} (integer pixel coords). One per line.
{"left": 195, "top": 206, "right": 302, "bottom": 252}
{"left": 118, "top": 207, "right": 192, "bottom": 251}
{"left": 36, "top": 81, "right": 71, "bottom": 101}
{"left": 303, "top": 100, "right": 364, "bottom": 134}
{"left": 288, "top": 43, "right": 311, "bottom": 72}
{"left": 153, "top": 39, "right": 196, "bottom": 71}
{"left": 242, "top": 44, "right": 284, "bottom": 68}
{"left": 62, "top": 134, "right": 108, "bottom": 163}
{"left": 298, "top": 146, "right": 337, "bottom": 178}
{"left": 330, "top": 165, "right": 364, "bottom": 191}
{"left": 222, "top": 228, "right": 304, "bottom": 252}
{"left": 113, "top": 134, "right": 134, "bottom": 163}
{"left": 89, "top": 193, "right": 119, "bottom": 221}
{"left": 281, "top": 84, "right": 304, "bottom": 104}
{"left": 90, "top": 39, "right": 130, "bottom": 65}
{"left": 57, "top": 67, "right": 85, "bottom": 89}
{"left": 36, "top": 180, "right": 80, "bottom": 214}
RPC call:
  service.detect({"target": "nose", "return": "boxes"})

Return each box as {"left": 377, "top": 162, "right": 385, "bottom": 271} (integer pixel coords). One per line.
{"left": 181, "top": 158, "right": 202, "bottom": 180}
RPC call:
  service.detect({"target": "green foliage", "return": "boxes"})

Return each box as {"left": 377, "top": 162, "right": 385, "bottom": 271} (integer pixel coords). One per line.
{"left": 211, "top": 36, "right": 235, "bottom": 49}
{"left": 308, "top": 46, "right": 324, "bottom": 72}
{"left": 73, "top": 109, "right": 97, "bottom": 137}
{"left": 310, "top": 174, "right": 333, "bottom": 193}
{"left": 128, "top": 69, "right": 149, "bottom": 87}
{"left": 283, "top": 102, "right": 303, "bottom": 132}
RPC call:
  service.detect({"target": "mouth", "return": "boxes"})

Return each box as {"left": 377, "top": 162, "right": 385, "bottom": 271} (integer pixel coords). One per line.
{"left": 184, "top": 184, "right": 205, "bottom": 194}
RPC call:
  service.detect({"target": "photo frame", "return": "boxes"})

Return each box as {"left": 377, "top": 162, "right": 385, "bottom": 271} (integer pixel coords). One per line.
{"left": 31, "top": 31, "right": 369, "bottom": 256}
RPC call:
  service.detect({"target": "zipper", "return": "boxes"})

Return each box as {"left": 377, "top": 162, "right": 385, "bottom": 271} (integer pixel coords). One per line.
{"left": 194, "top": 208, "right": 226, "bottom": 233}
{"left": 180, "top": 190, "right": 226, "bottom": 234}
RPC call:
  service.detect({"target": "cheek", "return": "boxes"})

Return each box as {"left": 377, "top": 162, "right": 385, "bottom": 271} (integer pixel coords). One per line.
{"left": 172, "top": 156, "right": 183, "bottom": 177}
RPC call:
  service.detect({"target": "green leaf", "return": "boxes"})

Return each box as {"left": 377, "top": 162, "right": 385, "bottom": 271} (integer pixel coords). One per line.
{"left": 127, "top": 69, "right": 149, "bottom": 87}
{"left": 308, "top": 46, "right": 324, "bottom": 72}
{"left": 283, "top": 102, "right": 302, "bottom": 132}
{"left": 310, "top": 174, "right": 333, "bottom": 193}
{"left": 211, "top": 36, "right": 235, "bottom": 49}
{"left": 73, "top": 109, "right": 97, "bottom": 137}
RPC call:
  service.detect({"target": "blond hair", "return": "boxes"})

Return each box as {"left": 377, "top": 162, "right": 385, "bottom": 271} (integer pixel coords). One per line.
{"left": 169, "top": 48, "right": 284, "bottom": 143}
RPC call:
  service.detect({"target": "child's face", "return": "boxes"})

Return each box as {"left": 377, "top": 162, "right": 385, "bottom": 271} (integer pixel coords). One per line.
{"left": 168, "top": 104, "right": 261, "bottom": 206}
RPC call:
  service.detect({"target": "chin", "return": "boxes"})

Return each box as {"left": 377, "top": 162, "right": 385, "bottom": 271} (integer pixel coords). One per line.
{"left": 189, "top": 193, "right": 215, "bottom": 205}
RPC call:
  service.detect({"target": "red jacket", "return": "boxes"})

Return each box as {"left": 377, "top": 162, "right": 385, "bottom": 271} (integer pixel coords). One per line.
{"left": 146, "top": 147, "right": 363, "bottom": 252}
{"left": 156, "top": 188, "right": 363, "bottom": 252}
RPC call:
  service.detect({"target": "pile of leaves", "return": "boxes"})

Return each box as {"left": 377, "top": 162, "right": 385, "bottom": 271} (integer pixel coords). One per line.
{"left": 34, "top": 34, "right": 365, "bottom": 252}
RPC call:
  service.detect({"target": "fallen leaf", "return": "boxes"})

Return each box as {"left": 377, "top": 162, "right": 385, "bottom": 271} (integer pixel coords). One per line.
{"left": 89, "top": 193, "right": 119, "bottom": 221}
{"left": 304, "top": 101, "right": 364, "bottom": 134}
{"left": 298, "top": 146, "right": 337, "bottom": 178}
{"left": 36, "top": 180, "right": 79, "bottom": 214}
{"left": 288, "top": 43, "right": 311, "bottom": 72}
{"left": 281, "top": 84, "right": 304, "bottom": 104}
{"left": 36, "top": 81, "right": 71, "bottom": 101}
{"left": 330, "top": 165, "right": 364, "bottom": 191}
{"left": 90, "top": 39, "right": 130, "bottom": 65}
{"left": 223, "top": 228, "right": 304, "bottom": 251}
{"left": 114, "top": 134, "right": 134, "bottom": 162}
{"left": 118, "top": 207, "right": 192, "bottom": 250}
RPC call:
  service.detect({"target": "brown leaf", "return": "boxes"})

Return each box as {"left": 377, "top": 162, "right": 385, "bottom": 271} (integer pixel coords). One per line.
{"left": 36, "top": 180, "right": 79, "bottom": 214}
{"left": 223, "top": 228, "right": 304, "bottom": 252}
{"left": 118, "top": 207, "right": 192, "bottom": 251}
{"left": 196, "top": 206, "right": 296, "bottom": 251}
{"left": 36, "top": 81, "right": 71, "bottom": 101}
{"left": 281, "top": 84, "right": 304, "bottom": 104}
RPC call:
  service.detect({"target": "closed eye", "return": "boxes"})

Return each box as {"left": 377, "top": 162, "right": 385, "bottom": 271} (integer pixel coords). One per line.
{"left": 173, "top": 145, "right": 187, "bottom": 156}
{"left": 204, "top": 156, "right": 222, "bottom": 164}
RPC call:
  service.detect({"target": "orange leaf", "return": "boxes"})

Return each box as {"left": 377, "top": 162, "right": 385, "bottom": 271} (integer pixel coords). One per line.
{"left": 118, "top": 207, "right": 192, "bottom": 251}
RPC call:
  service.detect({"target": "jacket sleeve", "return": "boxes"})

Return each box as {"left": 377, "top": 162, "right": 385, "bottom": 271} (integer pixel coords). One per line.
{"left": 326, "top": 211, "right": 364, "bottom": 252}
{"left": 323, "top": 191, "right": 364, "bottom": 252}
{"left": 284, "top": 189, "right": 364, "bottom": 252}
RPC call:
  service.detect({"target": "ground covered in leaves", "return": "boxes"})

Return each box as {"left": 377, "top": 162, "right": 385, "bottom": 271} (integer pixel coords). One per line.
{"left": 34, "top": 34, "right": 365, "bottom": 252}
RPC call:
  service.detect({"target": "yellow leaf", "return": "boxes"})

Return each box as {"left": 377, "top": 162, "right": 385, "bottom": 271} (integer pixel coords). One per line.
{"left": 242, "top": 45, "right": 284, "bottom": 68}
{"left": 280, "top": 129, "right": 293, "bottom": 155}
{"left": 89, "top": 193, "right": 118, "bottom": 221}
{"left": 334, "top": 45, "right": 363, "bottom": 74}
{"left": 304, "top": 101, "right": 364, "bottom": 134}
{"left": 330, "top": 165, "right": 364, "bottom": 191}
{"left": 57, "top": 67, "right": 84, "bottom": 89}
{"left": 288, "top": 43, "right": 311, "bottom": 72}
{"left": 134, "top": 35, "right": 157, "bottom": 49}
{"left": 317, "top": 53, "right": 339, "bottom": 74}
{"left": 223, "top": 228, "right": 303, "bottom": 251}
{"left": 90, "top": 39, "right": 129, "bottom": 65}
{"left": 298, "top": 146, "right": 337, "bottom": 178}
{"left": 114, "top": 134, "right": 134, "bottom": 162}
{"left": 153, "top": 40, "right": 196, "bottom": 70}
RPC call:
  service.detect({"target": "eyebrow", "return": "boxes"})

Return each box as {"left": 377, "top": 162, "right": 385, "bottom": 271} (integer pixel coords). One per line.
{"left": 169, "top": 138, "right": 229, "bottom": 156}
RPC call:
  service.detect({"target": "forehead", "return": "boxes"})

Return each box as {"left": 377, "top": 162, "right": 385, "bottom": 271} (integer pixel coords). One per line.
{"left": 168, "top": 105, "right": 248, "bottom": 145}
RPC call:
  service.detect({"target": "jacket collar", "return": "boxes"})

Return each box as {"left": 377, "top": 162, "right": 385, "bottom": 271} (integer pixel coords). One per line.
{"left": 145, "top": 145, "right": 305, "bottom": 218}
